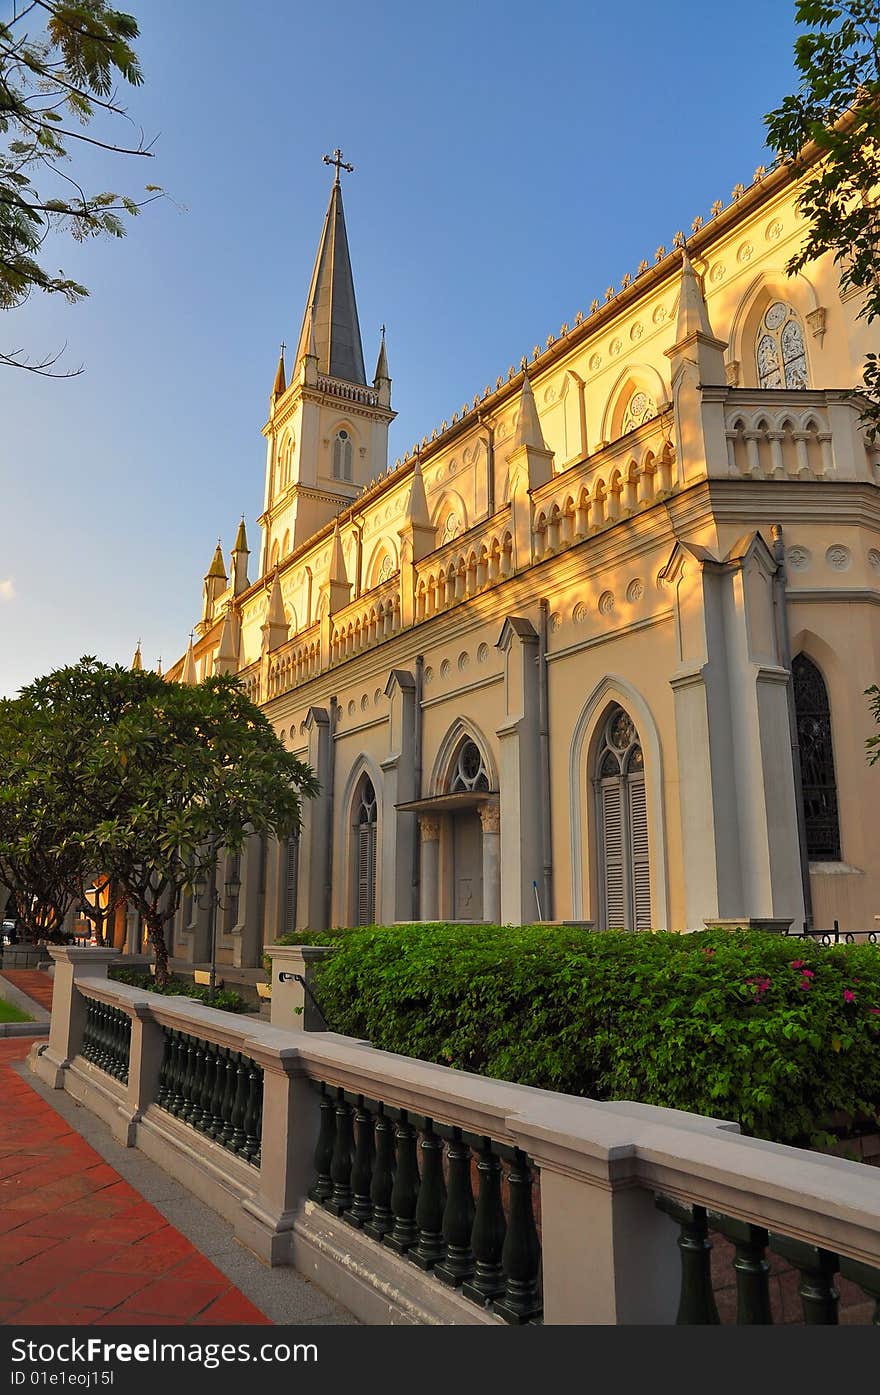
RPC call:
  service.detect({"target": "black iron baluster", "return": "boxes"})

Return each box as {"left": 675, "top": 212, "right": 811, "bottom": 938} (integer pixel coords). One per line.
{"left": 385, "top": 1110, "right": 419, "bottom": 1254}
{"left": 714, "top": 1216, "right": 772, "bottom": 1325}
{"left": 219, "top": 1049, "right": 239, "bottom": 1146}
{"left": 80, "top": 1000, "right": 96, "bottom": 1062}
{"left": 242, "top": 1061, "right": 261, "bottom": 1165}
{"left": 411, "top": 1119, "right": 446, "bottom": 1269}
{"left": 839, "top": 1256, "right": 880, "bottom": 1325}
{"left": 435, "top": 1127, "right": 475, "bottom": 1287}
{"left": 344, "top": 1096, "right": 374, "bottom": 1228}
{"left": 462, "top": 1137, "right": 506, "bottom": 1304}
{"left": 771, "top": 1236, "right": 839, "bottom": 1324}
{"left": 364, "top": 1102, "right": 394, "bottom": 1241}
{"left": 495, "top": 1149, "right": 542, "bottom": 1323}
{"left": 93, "top": 1002, "right": 110, "bottom": 1070}
{"left": 179, "top": 1036, "right": 199, "bottom": 1124}
{"left": 327, "top": 1089, "right": 354, "bottom": 1214}
{"left": 230, "top": 1054, "right": 249, "bottom": 1155}
{"left": 673, "top": 1203, "right": 720, "bottom": 1324}
{"left": 164, "top": 1032, "right": 182, "bottom": 1114}
{"left": 206, "top": 1045, "right": 228, "bottom": 1139}
{"left": 196, "top": 1041, "right": 217, "bottom": 1132}
{"left": 120, "top": 1014, "right": 131, "bottom": 1082}
{"left": 157, "top": 1029, "right": 173, "bottom": 1107}
{"left": 308, "top": 1082, "right": 336, "bottom": 1203}
{"left": 253, "top": 1069, "right": 263, "bottom": 1169}
{"left": 171, "top": 1032, "right": 189, "bottom": 1115}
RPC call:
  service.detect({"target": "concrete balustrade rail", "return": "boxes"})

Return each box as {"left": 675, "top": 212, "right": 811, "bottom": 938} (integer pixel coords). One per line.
{"left": 28, "top": 946, "right": 880, "bottom": 1326}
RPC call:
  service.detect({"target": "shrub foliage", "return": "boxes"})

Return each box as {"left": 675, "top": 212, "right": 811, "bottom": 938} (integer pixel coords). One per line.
{"left": 309, "top": 923, "right": 880, "bottom": 1147}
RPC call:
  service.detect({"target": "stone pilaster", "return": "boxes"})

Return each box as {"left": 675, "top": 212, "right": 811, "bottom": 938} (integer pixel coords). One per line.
{"left": 496, "top": 616, "right": 542, "bottom": 923}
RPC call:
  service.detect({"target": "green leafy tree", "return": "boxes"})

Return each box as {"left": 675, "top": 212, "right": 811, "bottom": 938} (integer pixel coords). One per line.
{"left": 1, "top": 1, "right": 160, "bottom": 374}
{"left": 765, "top": 1, "right": 880, "bottom": 436}
{"left": 0, "top": 659, "right": 318, "bottom": 982}
{"left": 0, "top": 685, "right": 90, "bottom": 938}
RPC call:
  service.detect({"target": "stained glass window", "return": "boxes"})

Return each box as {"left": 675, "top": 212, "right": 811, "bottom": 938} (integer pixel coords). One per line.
{"left": 757, "top": 302, "right": 809, "bottom": 389}
{"left": 792, "top": 655, "right": 840, "bottom": 860}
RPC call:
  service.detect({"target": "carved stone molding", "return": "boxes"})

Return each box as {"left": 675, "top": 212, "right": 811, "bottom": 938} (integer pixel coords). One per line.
{"left": 478, "top": 800, "right": 501, "bottom": 834}
{"left": 419, "top": 816, "right": 441, "bottom": 841}
{"left": 725, "top": 360, "right": 740, "bottom": 387}
{"left": 806, "top": 306, "right": 826, "bottom": 346}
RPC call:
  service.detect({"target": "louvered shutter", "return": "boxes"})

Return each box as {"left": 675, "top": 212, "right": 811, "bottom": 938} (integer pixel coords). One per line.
{"left": 357, "top": 822, "right": 376, "bottom": 925}
{"left": 627, "top": 776, "right": 652, "bottom": 929}
{"left": 283, "top": 835, "right": 299, "bottom": 934}
{"left": 601, "top": 781, "right": 626, "bottom": 929}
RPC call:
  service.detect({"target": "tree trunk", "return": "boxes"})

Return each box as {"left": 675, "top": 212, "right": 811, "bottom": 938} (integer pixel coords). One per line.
{"left": 145, "top": 908, "right": 170, "bottom": 987}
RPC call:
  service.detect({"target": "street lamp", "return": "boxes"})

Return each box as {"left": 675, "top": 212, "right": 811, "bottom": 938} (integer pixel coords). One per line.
{"left": 194, "top": 859, "right": 241, "bottom": 1002}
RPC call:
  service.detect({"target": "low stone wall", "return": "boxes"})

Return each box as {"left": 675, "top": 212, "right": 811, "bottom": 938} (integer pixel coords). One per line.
{"left": 28, "top": 946, "right": 880, "bottom": 1327}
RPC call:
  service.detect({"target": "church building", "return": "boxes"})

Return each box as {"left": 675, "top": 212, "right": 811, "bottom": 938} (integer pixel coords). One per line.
{"left": 158, "top": 143, "right": 880, "bottom": 969}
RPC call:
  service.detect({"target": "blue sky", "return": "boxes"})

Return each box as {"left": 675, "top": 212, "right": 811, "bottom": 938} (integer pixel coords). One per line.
{"left": 0, "top": 0, "right": 799, "bottom": 696}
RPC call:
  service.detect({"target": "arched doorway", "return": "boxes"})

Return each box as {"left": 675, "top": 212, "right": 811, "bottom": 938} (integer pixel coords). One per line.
{"left": 594, "top": 705, "right": 651, "bottom": 930}
{"left": 447, "top": 738, "right": 489, "bottom": 921}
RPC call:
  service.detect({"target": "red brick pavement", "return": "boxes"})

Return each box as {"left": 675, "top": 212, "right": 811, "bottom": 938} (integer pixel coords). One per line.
{"left": 0, "top": 1038, "right": 269, "bottom": 1326}
{"left": 0, "top": 970, "right": 54, "bottom": 1013}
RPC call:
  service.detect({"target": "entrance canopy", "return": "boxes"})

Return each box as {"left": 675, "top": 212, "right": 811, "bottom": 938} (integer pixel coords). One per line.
{"left": 395, "top": 791, "right": 498, "bottom": 814}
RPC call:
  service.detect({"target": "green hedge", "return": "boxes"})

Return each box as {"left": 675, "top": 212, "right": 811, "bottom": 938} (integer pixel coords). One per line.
{"left": 308, "top": 923, "right": 880, "bottom": 1148}
{"left": 109, "top": 967, "right": 248, "bottom": 1014}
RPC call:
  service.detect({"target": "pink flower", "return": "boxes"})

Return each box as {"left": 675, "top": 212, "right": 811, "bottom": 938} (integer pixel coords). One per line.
{"left": 799, "top": 978, "right": 812, "bottom": 991}
{"left": 703, "top": 947, "right": 716, "bottom": 957}
{"left": 801, "top": 968, "right": 815, "bottom": 979}
{"left": 790, "top": 960, "right": 805, "bottom": 970}
{"left": 870, "top": 1008, "right": 880, "bottom": 1016}
{"left": 843, "top": 989, "right": 856, "bottom": 1004}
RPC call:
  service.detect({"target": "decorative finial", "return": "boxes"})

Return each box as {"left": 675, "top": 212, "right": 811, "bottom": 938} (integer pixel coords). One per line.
{"left": 655, "top": 246, "right": 666, "bottom": 262}
{"left": 323, "top": 147, "right": 354, "bottom": 183}
{"left": 711, "top": 200, "right": 724, "bottom": 217}
{"left": 731, "top": 182, "right": 745, "bottom": 201}
{"left": 691, "top": 215, "right": 704, "bottom": 233}
{"left": 672, "top": 230, "right": 685, "bottom": 248}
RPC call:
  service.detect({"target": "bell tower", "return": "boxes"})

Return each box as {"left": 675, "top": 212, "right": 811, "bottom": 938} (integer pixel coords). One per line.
{"left": 259, "top": 151, "right": 396, "bottom": 572}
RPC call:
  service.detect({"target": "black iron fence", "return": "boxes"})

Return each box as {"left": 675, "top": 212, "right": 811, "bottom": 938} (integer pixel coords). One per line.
{"left": 307, "top": 1080, "right": 541, "bottom": 1325}
{"left": 656, "top": 1197, "right": 880, "bottom": 1324}
{"left": 80, "top": 997, "right": 131, "bottom": 1083}
{"left": 156, "top": 1028, "right": 263, "bottom": 1167}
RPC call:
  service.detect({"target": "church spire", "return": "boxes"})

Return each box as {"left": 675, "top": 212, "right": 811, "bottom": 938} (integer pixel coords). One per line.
{"left": 374, "top": 326, "right": 389, "bottom": 384}
{"left": 180, "top": 634, "right": 198, "bottom": 686}
{"left": 271, "top": 343, "right": 286, "bottom": 401}
{"left": 131, "top": 641, "right": 143, "bottom": 672}
{"left": 294, "top": 153, "right": 366, "bottom": 384}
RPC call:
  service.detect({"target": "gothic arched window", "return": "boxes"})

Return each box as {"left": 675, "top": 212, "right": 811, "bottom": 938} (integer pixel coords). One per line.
{"left": 355, "top": 775, "right": 378, "bottom": 925}
{"left": 448, "top": 739, "right": 490, "bottom": 793}
{"left": 792, "top": 655, "right": 840, "bottom": 860}
{"left": 594, "top": 706, "right": 651, "bottom": 930}
{"left": 333, "top": 429, "right": 353, "bottom": 481}
{"left": 621, "top": 389, "right": 657, "bottom": 435}
{"left": 756, "top": 302, "right": 809, "bottom": 389}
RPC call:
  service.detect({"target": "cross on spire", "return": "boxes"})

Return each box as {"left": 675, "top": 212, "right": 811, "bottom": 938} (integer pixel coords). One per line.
{"left": 323, "top": 147, "right": 354, "bottom": 184}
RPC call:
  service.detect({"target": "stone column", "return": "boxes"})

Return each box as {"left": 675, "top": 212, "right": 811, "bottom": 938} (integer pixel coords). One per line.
{"left": 31, "top": 946, "right": 119, "bottom": 1088}
{"left": 419, "top": 817, "right": 440, "bottom": 921}
{"left": 479, "top": 800, "right": 501, "bottom": 924}
{"left": 235, "top": 1043, "right": 318, "bottom": 1266}
{"left": 267, "top": 944, "right": 331, "bottom": 1031}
